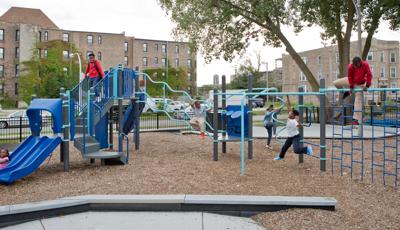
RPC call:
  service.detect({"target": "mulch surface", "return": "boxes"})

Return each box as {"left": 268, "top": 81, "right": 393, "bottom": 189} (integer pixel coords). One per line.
{"left": 1, "top": 133, "right": 399, "bottom": 229}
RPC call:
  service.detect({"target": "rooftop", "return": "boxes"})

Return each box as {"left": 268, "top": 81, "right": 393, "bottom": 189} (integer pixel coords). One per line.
{"left": 0, "top": 6, "right": 58, "bottom": 29}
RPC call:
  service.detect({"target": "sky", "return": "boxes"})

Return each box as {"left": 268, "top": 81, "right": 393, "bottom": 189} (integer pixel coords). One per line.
{"left": 1, "top": 0, "right": 399, "bottom": 86}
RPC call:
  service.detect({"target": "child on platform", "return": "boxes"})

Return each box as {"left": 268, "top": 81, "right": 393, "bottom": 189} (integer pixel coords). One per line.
{"left": 0, "top": 148, "right": 10, "bottom": 169}
{"left": 274, "top": 96, "right": 313, "bottom": 160}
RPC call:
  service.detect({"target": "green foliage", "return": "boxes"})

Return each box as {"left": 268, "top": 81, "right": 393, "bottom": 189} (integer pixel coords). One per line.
{"left": 18, "top": 40, "right": 80, "bottom": 104}
{"left": 143, "top": 67, "right": 188, "bottom": 97}
{"left": 0, "top": 93, "right": 17, "bottom": 108}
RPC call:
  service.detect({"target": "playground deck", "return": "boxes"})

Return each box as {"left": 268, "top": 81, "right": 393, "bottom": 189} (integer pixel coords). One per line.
{"left": 0, "top": 133, "right": 399, "bottom": 229}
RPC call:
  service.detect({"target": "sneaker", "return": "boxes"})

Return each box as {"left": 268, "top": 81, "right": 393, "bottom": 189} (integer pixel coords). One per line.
{"left": 265, "top": 144, "right": 273, "bottom": 149}
{"left": 307, "top": 146, "right": 313, "bottom": 156}
{"left": 352, "top": 119, "right": 359, "bottom": 125}
{"left": 274, "top": 156, "right": 283, "bottom": 161}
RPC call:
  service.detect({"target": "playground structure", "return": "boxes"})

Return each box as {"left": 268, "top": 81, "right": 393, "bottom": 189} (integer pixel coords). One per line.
{"left": 0, "top": 64, "right": 399, "bottom": 186}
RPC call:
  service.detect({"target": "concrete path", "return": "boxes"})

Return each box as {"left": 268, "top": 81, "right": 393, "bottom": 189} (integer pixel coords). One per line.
{"left": 3, "top": 212, "right": 264, "bottom": 230}
{"left": 253, "top": 124, "right": 399, "bottom": 139}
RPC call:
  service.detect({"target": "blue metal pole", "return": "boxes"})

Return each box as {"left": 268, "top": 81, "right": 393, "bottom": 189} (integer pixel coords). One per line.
{"left": 240, "top": 95, "right": 245, "bottom": 176}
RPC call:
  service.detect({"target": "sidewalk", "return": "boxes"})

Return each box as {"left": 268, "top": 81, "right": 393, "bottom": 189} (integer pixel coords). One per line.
{"left": 253, "top": 124, "right": 399, "bottom": 139}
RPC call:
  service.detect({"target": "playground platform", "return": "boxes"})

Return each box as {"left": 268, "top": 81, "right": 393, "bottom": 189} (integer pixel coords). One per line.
{"left": 253, "top": 124, "right": 399, "bottom": 139}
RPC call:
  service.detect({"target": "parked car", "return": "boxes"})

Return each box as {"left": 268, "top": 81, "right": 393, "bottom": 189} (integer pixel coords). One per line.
{"left": 0, "top": 110, "right": 51, "bottom": 129}
{"left": 251, "top": 98, "right": 265, "bottom": 108}
{"left": 151, "top": 98, "right": 185, "bottom": 112}
{"left": 174, "top": 106, "right": 194, "bottom": 120}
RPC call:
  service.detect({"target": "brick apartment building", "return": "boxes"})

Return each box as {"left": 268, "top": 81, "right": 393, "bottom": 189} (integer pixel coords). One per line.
{"left": 282, "top": 38, "right": 399, "bottom": 104}
{"left": 0, "top": 7, "right": 196, "bottom": 105}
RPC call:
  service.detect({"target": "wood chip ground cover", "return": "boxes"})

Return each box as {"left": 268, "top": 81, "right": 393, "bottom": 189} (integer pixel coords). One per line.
{"left": 1, "top": 133, "right": 399, "bottom": 229}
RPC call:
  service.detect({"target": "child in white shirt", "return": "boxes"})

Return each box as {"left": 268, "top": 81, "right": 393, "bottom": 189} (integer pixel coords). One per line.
{"left": 274, "top": 97, "right": 313, "bottom": 160}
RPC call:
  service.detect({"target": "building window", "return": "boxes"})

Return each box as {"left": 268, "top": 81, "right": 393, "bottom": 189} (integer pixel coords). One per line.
{"left": 63, "top": 33, "right": 69, "bottom": 42}
{"left": 124, "top": 56, "right": 128, "bottom": 66}
{"left": 0, "top": 48, "right": 4, "bottom": 59}
{"left": 87, "top": 35, "right": 93, "bottom": 44}
{"left": 97, "top": 52, "right": 102, "bottom": 61}
{"left": 335, "top": 53, "right": 339, "bottom": 63}
{"left": 0, "top": 84, "right": 3, "bottom": 96}
{"left": 175, "top": 45, "right": 179, "bottom": 54}
{"left": 187, "top": 72, "right": 192, "bottom": 81}
{"left": 187, "top": 48, "right": 191, "bottom": 55}
{"left": 336, "top": 68, "right": 340, "bottom": 79}
{"left": 367, "top": 52, "right": 373, "bottom": 61}
{"left": 302, "top": 56, "right": 307, "bottom": 64}
{"left": 390, "top": 52, "right": 396, "bottom": 63}
{"left": 15, "top": 83, "right": 18, "bottom": 95}
{"left": 143, "top": 57, "right": 148, "bottom": 66}
{"left": 124, "top": 42, "right": 128, "bottom": 52}
{"left": 0, "top": 29, "right": 4, "bottom": 40}
{"left": 162, "top": 44, "right": 167, "bottom": 53}
{"left": 317, "top": 55, "right": 321, "bottom": 65}
{"left": 154, "top": 57, "right": 158, "bottom": 64}
{"left": 63, "top": 67, "right": 68, "bottom": 74}
{"left": 44, "top": 49, "right": 48, "bottom": 58}
{"left": 155, "top": 44, "right": 159, "bottom": 51}
{"left": 370, "top": 67, "right": 374, "bottom": 77}
{"left": 391, "top": 82, "right": 397, "bottom": 91}
{"left": 15, "top": 64, "right": 19, "bottom": 77}
{"left": 38, "top": 31, "right": 42, "bottom": 41}
{"left": 380, "top": 67, "right": 385, "bottom": 78}
{"left": 162, "top": 58, "right": 167, "bottom": 67}
{"left": 299, "top": 72, "right": 306, "bottom": 81}
{"left": 317, "top": 71, "right": 323, "bottom": 79}
{"left": 15, "top": 47, "right": 19, "bottom": 59}
{"left": 390, "top": 67, "right": 397, "bottom": 78}
{"left": 187, "top": 59, "right": 192, "bottom": 68}
{"left": 301, "top": 85, "right": 308, "bottom": 92}
{"left": 44, "top": 31, "right": 48, "bottom": 41}
{"left": 0, "top": 65, "right": 3, "bottom": 77}
{"left": 380, "top": 52, "right": 385, "bottom": 62}
{"left": 98, "top": 35, "right": 102, "bottom": 44}
{"left": 175, "top": 58, "right": 179, "bottom": 67}
{"left": 143, "top": 43, "right": 148, "bottom": 52}
{"left": 15, "top": 30, "right": 20, "bottom": 41}
{"left": 63, "top": 50, "right": 70, "bottom": 59}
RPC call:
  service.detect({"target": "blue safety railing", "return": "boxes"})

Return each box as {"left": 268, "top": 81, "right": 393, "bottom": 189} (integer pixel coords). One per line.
{"left": 135, "top": 71, "right": 215, "bottom": 136}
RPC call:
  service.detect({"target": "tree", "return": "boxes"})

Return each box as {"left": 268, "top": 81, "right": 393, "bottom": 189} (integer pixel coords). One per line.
{"left": 159, "top": 0, "right": 399, "bottom": 93}
{"left": 158, "top": 0, "right": 320, "bottom": 92}
{"left": 143, "top": 67, "right": 188, "bottom": 98}
{"left": 291, "top": 0, "right": 400, "bottom": 77}
{"left": 229, "top": 58, "right": 266, "bottom": 89}
{"left": 19, "top": 40, "right": 80, "bottom": 103}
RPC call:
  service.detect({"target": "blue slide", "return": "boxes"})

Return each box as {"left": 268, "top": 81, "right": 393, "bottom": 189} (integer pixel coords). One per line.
{"left": 0, "top": 135, "right": 62, "bottom": 184}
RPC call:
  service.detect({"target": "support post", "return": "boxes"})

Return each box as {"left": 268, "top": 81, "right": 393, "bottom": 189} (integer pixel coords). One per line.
{"left": 213, "top": 74, "right": 219, "bottom": 161}
{"left": 320, "top": 79, "right": 326, "bottom": 171}
{"left": 109, "top": 107, "right": 113, "bottom": 149}
{"left": 60, "top": 88, "right": 70, "bottom": 172}
{"left": 221, "top": 75, "right": 227, "bottom": 153}
{"left": 298, "top": 87, "right": 304, "bottom": 164}
{"left": 247, "top": 74, "right": 253, "bottom": 160}
{"left": 134, "top": 73, "right": 140, "bottom": 151}
{"left": 118, "top": 69, "right": 123, "bottom": 144}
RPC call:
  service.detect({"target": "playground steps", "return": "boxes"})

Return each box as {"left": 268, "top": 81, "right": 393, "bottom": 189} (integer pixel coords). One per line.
{"left": 93, "top": 98, "right": 114, "bottom": 125}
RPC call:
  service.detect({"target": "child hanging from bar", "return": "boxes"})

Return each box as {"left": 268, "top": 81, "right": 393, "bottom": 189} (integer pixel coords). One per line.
{"left": 274, "top": 95, "right": 313, "bottom": 161}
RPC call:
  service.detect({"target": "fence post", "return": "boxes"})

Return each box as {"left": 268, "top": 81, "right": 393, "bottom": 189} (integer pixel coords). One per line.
{"left": 19, "top": 116, "right": 22, "bottom": 142}
{"left": 298, "top": 87, "right": 304, "bottom": 164}
{"left": 156, "top": 113, "right": 159, "bottom": 130}
{"left": 319, "top": 78, "right": 326, "bottom": 172}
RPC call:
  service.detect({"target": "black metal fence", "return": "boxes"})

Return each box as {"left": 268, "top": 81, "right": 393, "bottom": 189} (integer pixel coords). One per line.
{"left": 0, "top": 117, "right": 53, "bottom": 144}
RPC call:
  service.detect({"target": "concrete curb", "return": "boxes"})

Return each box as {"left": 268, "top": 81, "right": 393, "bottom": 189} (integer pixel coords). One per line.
{"left": 0, "top": 194, "right": 337, "bottom": 228}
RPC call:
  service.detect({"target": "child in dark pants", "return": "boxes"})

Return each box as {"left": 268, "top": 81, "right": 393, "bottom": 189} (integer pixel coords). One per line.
{"left": 274, "top": 97, "right": 313, "bottom": 160}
